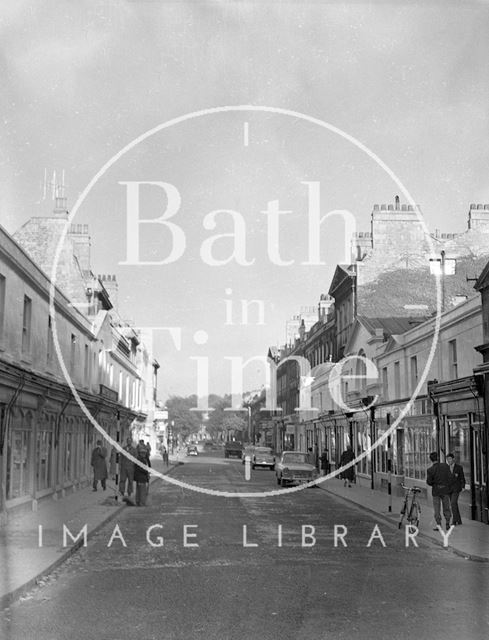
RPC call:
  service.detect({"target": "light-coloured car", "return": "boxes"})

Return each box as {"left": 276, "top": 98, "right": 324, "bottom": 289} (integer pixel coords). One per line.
{"left": 251, "top": 446, "right": 275, "bottom": 470}
{"left": 275, "top": 451, "right": 318, "bottom": 486}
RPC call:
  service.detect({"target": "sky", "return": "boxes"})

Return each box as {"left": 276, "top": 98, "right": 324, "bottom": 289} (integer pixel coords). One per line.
{"left": 1, "top": 0, "right": 489, "bottom": 401}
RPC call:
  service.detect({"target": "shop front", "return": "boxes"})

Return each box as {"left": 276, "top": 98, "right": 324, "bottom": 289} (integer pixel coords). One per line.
{"left": 429, "top": 376, "right": 487, "bottom": 524}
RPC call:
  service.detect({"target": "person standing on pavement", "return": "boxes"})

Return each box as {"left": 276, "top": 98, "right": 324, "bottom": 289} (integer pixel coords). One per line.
{"left": 339, "top": 446, "right": 355, "bottom": 487}
{"left": 320, "top": 449, "right": 330, "bottom": 476}
{"left": 119, "top": 437, "right": 137, "bottom": 497}
{"left": 447, "top": 453, "right": 466, "bottom": 526}
{"left": 306, "top": 447, "right": 314, "bottom": 465}
{"left": 134, "top": 443, "right": 151, "bottom": 506}
{"left": 91, "top": 440, "right": 108, "bottom": 491}
{"left": 426, "top": 451, "right": 452, "bottom": 531}
{"left": 160, "top": 444, "right": 169, "bottom": 466}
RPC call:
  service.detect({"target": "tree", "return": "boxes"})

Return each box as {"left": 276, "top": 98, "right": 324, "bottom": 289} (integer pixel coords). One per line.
{"left": 205, "top": 394, "right": 232, "bottom": 440}
{"left": 221, "top": 414, "right": 247, "bottom": 442}
{"left": 166, "top": 395, "right": 201, "bottom": 441}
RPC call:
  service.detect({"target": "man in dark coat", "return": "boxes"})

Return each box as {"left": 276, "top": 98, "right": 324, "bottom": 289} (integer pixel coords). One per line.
{"left": 447, "top": 453, "right": 466, "bottom": 525}
{"left": 320, "top": 449, "right": 330, "bottom": 476}
{"left": 119, "top": 436, "right": 137, "bottom": 497}
{"left": 426, "top": 451, "right": 452, "bottom": 531}
{"left": 339, "top": 446, "right": 355, "bottom": 487}
{"left": 91, "top": 439, "right": 108, "bottom": 491}
{"left": 134, "top": 445, "right": 151, "bottom": 506}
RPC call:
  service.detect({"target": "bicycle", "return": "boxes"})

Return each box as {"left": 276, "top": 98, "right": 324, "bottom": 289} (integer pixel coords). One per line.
{"left": 398, "top": 483, "right": 422, "bottom": 529}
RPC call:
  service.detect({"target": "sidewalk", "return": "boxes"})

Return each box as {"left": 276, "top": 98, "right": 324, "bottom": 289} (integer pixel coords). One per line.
{"left": 320, "top": 477, "right": 489, "bottom": 562}
{"left": 0, "top": 457, "right": 180, "bottom": 610}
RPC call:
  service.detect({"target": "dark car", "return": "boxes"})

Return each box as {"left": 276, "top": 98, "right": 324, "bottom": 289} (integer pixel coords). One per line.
{"left": 224, "top": 441, "right": 243, "bottom": 459}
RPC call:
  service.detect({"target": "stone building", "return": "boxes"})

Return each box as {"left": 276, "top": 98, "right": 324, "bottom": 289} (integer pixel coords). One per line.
{"left": 351, "top": 197, "right": 489, "bottom": 284}
{"left": 269, "top": 198, "right": 489, "bottom": 523}
{"left": 0, "top": 199, "right": 159, "bottom": 520}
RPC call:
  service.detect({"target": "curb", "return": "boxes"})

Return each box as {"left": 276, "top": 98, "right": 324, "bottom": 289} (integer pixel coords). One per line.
{"left": 0, "top": 463, "right": 180, "bottom": 610}
{"left": 319, "top": 486, "right": 488, "bottom": 563}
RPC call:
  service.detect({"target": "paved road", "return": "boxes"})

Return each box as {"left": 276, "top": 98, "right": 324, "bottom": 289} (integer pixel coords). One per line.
{"left": 1, "top": 453, "right": 488, "bottom": 640}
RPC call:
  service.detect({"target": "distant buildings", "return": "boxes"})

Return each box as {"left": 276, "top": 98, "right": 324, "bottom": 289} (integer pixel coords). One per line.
{"left": 0, "top": 195, "right": 159, "bottom": 519}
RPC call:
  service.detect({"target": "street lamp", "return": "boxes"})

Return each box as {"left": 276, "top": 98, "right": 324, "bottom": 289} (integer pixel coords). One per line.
{"left": 429, "top": 250, "right": 456, "bottom": 312}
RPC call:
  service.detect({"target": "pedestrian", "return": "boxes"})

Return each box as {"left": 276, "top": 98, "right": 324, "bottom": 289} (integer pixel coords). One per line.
{"left": 160, "top": 444, "right": 169, "bottom": 466}
{"left": 119, "top": 436, "right": 137, "bottom": 497}
{"left": 339, "top": 446, "right": 355, "bottom": 487}
{"left": 91, "top": 439, "right": 108, "bottom": 491}
{"left": 447, "top": 453, "right": 466, "bottom": 526}
{"left": 426, "top": 451, "right": 452, "bottom": 531}
{"left": 137, "top": 439, "right": 148, "bottom": 456}
{"left": 134, "top": 444, "right": 151, "bottom": 506}
{"left": 320, "top": 449, "right": 330, "bottom": 476}
{"left": 109, "top": 446, "right": 117, "bottom": 479}
{"left": 146, "top": 441, "right": 152, "bottom": 456}
{"left": 306, "top": 447, "right": 314, "bottom": 465}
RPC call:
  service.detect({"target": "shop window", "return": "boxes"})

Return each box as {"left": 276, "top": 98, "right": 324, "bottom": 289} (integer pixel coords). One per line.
{"left": 36, "top": 426, "right": 53, "bottom": 491}
{"left": 448, "top": 417, "right": 470, "bottom": 485}
{"left": 6, "top": 415, "right": 31, "bottom": 500}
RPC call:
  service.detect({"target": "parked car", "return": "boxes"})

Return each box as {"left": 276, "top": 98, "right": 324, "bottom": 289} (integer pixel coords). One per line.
{"left": 186, "top": 445, "right": 198, "bottom": 456}
{"left": 251, "top": 446, "right": 275, "bottom": 470}
{"left": 275, "top": 451, "right": 318, "bottom": 486}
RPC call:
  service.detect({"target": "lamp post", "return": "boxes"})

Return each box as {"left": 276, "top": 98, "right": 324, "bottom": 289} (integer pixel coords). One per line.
{"left": 429, "top": 250, "right": 456, "bottom": 313}
{"left": 386, "top": 412, "right": 392, "bottom": 513}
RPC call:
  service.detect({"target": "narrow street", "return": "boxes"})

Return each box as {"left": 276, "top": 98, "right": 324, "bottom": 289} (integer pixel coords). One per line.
{"left": 1, "top": 452, "right": 488, "bottom": 640}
